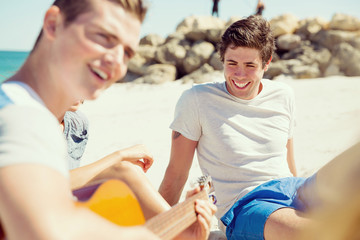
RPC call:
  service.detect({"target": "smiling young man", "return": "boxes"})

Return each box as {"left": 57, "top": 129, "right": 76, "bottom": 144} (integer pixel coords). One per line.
{"left": 159, "top": 15, "right": 310, "bottom": 240}
{"left": 0, "top": 0, "right": 216, "bottom": 239}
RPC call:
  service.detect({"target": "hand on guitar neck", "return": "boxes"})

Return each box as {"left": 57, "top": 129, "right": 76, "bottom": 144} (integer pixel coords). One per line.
{"left": 147, "top": 175, "right": 217, "bottom": 240}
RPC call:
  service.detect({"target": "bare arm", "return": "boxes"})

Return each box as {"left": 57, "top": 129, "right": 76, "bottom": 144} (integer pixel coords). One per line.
{"left": 0, "top": 164, "right": 158, "bottom": 240}
{"left": 70, "top": 144, "right": 153, "bottom": 190}
{"left": 286, "top": 138, "right": 297, "bottom": 176}
{"left": 159, "top": 131, "right": 198, "bottom": 206}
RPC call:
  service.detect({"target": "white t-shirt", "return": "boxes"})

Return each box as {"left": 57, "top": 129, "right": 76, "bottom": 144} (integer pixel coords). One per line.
{"left": 170, "top": 79, "right": 295, "bottom": 219}
{"left": 0, "top": 81, "right": 68, "bottom": 177}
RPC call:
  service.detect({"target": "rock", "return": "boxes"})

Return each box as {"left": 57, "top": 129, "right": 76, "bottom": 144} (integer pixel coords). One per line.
{"left": 206, "top": 28, "right": 224, "bottom": 44}
{"left": 280, "top": 43, "right": 332, "bottom": 76}
{"left": 332, "top": 43, "right": 360, "bottom": 76}
{"left": 118, "top": 72, "right": 142, "bottom": 83}
{"left": 137, "top": 45, "right": 157, "bottom": 62}
{"left": 209, "top": 52, "right": 223, "bottom": 71}
{"left": 349, "top": 36, "right": 360, "bottom": 49}
{"left": 265, "top": 61, "right": 288, "bottom": 79}
{"left": 296, "top": 17, "right": 328, "bottom": 39}
{"left": 165, "top": 32, "right": 187, "bottom": 44}
{"left": 312, "top": 47, "right": 332, "bottom": 74}
{"left": 185, "top": 30, "right": 207, "bottom": 42}
{"left": 183, "top": 41, "right": 215, "bottom": 74}
{"left": 176, "top": 15, "right": 226, "bottom": 34}
{"left": 128, "top": 54, "right": 149, "bottom": 75}
{"left": 276, "top": 34, "right": 302, "bottom": 51}
{"left": 311, "top": 30, "right": 358, "bottom": 51}
{"left": 121, "top": 13, "right": 360, "bottom": 84}
{"left": 140, "top": 33, "right": 165, "bottom": 46}
{"left": 291, "top": 64, "right": 321, "bottom": 79}
{"left": 329, "top": 13, "right": 360, "bottom": 31}
{"left": 134, "top": 64, "right": 177, "bottom": 84}
{"left": 270, "top": 14, "right": 299, "bottom": 37}
{"left": 180, "top": 63, "right": 215, "bottom": 83}
{"left": 324, "top": 59, "right": 344, "bottom": 77}
{"left": 155, "top": 41, "right": 187, "bottom": 66}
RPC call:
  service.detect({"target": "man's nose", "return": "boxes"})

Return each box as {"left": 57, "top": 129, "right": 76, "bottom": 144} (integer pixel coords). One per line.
{"left": 103, "top": 46, "right": 125, "bottom": 67}
{"left": 234, "top": 67, "right": 246, "bottom": 77}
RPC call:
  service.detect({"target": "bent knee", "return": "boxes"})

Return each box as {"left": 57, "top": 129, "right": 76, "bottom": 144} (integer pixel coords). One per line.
{"left": 264, "top": 208, "right": 310, "bottom": 240}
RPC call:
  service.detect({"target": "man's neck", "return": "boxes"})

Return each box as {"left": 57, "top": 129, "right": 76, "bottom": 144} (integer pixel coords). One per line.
{"left": 8, "top": 50, "right": 73, "bottom": 121}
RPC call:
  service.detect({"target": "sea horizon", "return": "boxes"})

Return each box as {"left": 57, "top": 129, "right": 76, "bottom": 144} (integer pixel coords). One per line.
{"left": 0, "top": 50, "right": 29, "bottom": 83}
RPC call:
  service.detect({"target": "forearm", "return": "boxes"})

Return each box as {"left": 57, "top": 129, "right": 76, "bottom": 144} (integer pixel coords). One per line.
{"left": 159, "top": 132, "right": 197, "bottom": 205}
{"left": 159, "top": 164, "right": 190, "bottom": 205}
{"left": 71, "top": 144, "right": 155, "bottom": 190}
{"left": 63, "top": 206, "right": 159, "bottom": 240}
{"left": 70, "top": 151, "right": 121, "bottom": 190}
{"left": 5, "top": 202, "right": 155, "bottom": 240}
{"left": 287, "top": 158, "right": 297, "bottom": 177}
{"left": 286, "top": 138, "right": 297, "bottom": 176}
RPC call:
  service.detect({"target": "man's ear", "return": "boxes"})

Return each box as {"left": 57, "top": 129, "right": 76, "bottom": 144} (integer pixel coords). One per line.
{"left": 264, "top": 55, "right": 272, "bottom": 71}
{"left": 43, "top": 6, "right": 62, "bottom": 40}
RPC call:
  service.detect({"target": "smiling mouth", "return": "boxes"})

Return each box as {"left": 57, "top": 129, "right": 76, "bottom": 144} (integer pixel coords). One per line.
{"left": 233, "top": 80, "right": 250, "bottom": 89}
{"left": 90, "top": 66, "right": 109, "bottom": 81}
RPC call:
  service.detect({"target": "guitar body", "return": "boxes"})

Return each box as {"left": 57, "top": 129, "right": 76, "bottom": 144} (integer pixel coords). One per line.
{"left": 75, "top": 179, "right": 145, "bottom": 226}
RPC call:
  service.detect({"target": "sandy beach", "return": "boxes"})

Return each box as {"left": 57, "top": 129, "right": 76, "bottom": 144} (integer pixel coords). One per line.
{"left": 80, "top": 75, "right": 360, "bottom": 235}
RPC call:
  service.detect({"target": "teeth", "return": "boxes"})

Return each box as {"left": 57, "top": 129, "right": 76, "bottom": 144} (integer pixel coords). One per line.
{"left": 234, "top": 81, "right": 248, "bottom": 88}
{"left": 92, "top": 67, "right": 108, "bottom": 80}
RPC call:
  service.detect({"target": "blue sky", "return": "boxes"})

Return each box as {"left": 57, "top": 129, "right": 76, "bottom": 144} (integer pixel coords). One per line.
{"left": 1, "top": 0, "right": 359, "bottom": 51}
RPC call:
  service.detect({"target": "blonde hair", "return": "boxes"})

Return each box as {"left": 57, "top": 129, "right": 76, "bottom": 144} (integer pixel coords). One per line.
{"left": 53, "top": 0, "right": 148, "bottom": 24}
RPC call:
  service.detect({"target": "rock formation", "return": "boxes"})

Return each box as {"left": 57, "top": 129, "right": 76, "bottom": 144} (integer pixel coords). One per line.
{"left": 121, "top": 13, "right": 360, "bottom": 84}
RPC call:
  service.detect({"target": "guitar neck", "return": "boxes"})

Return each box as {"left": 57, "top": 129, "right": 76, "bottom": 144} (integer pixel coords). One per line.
{"left": 145, "top": 190, "right": 208, "bottom": 240}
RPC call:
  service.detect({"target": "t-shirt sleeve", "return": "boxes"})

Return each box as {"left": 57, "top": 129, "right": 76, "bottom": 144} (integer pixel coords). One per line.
{"left": 169, "top": 87, "right": 202, "bottom": 141}
{"left": 0, "top": 105, "right": 69, "bottom": 177}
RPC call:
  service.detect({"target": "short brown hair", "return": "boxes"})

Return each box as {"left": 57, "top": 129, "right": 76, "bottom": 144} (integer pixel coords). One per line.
{"left": 32, "top": 0, "right": 148, "bottom": 51}
{"left": 52, "top": 0, "right": 148, "bottom": 24}
{"left": 217, "top": 15, "right": 275, "bottom": 68}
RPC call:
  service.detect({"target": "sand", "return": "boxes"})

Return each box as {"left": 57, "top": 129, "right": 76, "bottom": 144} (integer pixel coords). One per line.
{"left": 80, "top": 75, "right": 360, "bottom": 237}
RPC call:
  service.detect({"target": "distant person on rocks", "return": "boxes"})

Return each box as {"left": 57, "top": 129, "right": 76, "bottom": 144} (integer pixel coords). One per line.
{"left": 255, "top": 0, "right": 265, "bottom": 15}
{"left": 212, "top": 0, "right": 220, "bottom": 17}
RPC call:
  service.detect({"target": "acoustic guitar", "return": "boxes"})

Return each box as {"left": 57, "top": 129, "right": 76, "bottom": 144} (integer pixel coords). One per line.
{"left": 75, "top": 175, "right": 214, "bottom": 240}
{"left": 0, "top": 176, "right": 214, "bottom": 240}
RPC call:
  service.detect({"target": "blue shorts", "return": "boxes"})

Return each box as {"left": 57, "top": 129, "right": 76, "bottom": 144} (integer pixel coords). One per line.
{"left": 221, "top": 175, "right": 318, "bottom": 240}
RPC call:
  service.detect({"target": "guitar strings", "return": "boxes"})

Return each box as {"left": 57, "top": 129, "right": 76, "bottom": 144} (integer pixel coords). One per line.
{"left": 146, "top": 190, "right": 208, "bottom": 239}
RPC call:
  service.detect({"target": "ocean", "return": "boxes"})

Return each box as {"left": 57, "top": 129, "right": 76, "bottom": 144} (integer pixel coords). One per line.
{"left": 0, "top": 50, "right": 29, "bottom": 83}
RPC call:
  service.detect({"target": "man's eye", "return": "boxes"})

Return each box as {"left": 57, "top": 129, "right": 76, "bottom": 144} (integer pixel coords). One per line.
{"left": 97, "top": 33, "right": 109, "bottom": 41}
{"left": 124, "top": 48, "right": 135, "bottom": 60}
{"left": 124, "top": 49, "right": 131, "bottom": 58}
{"left": 93, "top": 33, "right": 117, "bottom": 49}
